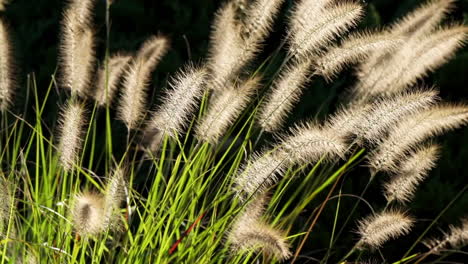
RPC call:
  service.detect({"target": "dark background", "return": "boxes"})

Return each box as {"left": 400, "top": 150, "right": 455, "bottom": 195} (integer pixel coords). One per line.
{"left": 1, "top": 0, "right": 467, "bottom": 262}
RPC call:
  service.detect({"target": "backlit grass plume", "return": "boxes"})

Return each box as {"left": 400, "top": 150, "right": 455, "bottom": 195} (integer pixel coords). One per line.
{"left": 147, "top": 66, "right": 207, "bottom": 140}
{"left": 383, "top": 144, "right": 440, "bottom": 204}
{"left": 71, "top": 192, "right": 106, "bottom": 237}
{"left": 259, "top": 30, "right": 400, "bottom": 133}
{"left": 94, "top": 54, "right": 131, "bottom": 107}
{"left": 207, "top": 0, "right": 282, "bottom": 90}
{"left": 356, "top": 210, "right": 414, "bottom": 249}
{"left": 353, "top": 89, "right": 438, "bottom": 145}
{"left": 234, "top": 149, "right": 289, "bottom": 198}
{"left": 288, "top": 0, "right": 363, "bottom": 58}
{"left": 59, "top": 0, "right": 96, "bottom": 97}
{"left": 57, "top": 101, "right": 87, "bottom": 171}
{"left": 196, "top": 76, "right": 261, "bottom": 144}
{"left": 103, "top": 167, "right": 127, "bottom": 229}
{"left": 228, "top": 194, "right": 291, "bottom": 261}
{"left": 257, "top": 59, "right": 313, "bottom": 132}
{"left": 235, "top": 122, "right": 347, "bottom": 197}
{"left": 369, "top": 103, "right": 468, "bottom": 172}
{"left": 0, "top": 177, "right": 12, "bottom": 238}
{"left": 423, "top": 217, "right": 468, "bottom": 254}
{"left": 0, "top": 19, "right": 14, "bottom": 111}
{"left": 118, "top": 35, "right": 169, "bottom": 130}
{"left": 279, "top": 122, "right": 347, "bottom": 165}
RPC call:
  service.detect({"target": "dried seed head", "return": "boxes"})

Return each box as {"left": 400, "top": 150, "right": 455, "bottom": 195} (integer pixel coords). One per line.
{"left": 59, "top": 0, "right": 96, "bottom": 97}
{"left": 228, "top": 195, "right": 291, "bottom": 261}
{"left": 57, "top": 101, "right": 87, "bottom": 171}
{"left": 196, "top": 76, "right": 261, "bottom": 144}
{"left": 390, "top": 0, "right": 455, "bottom": 38}
{"left": 356, "top": 210, "right": 414, "bottom": 249}
{"left": 288, "top": 0, "right": 363, "bottom": 58}
{"left": 423, "top": 218, "right": 468, "bottom": 254}
{"left": 257, "top": 59, "right": 313, "bottom": 132}
{"left": 383, "top": 144, "right": 440, "bottom": 203}
{"left": 71, "top": 192, "right": 106, "bottom": 236}
{"left": 353, "top": 89, "right": 439, "bottom": 145}
{"left": 314, "top": 31, "right": 403, "bottom": 81}
{"left": 369, "top": 103, "right": 468, "bottom": 172}
{"left": 0, "top": 19, "right": 15, "bottom": 111}
{"left": 147, "top": 65, "right": 207, "bottom": 139}
{"left": 279, "top": 122, "right": 348, "bottom": 165}
{"left": 234, "top": 149, "right": 289, "bottom": 199}
{"left": 94, "top": 54, "right": 132, "bottom": 107}
{"left": 118, "top": 36, "right": 169, "bottom": 130}
{"left": 0, "top": 177, "right": 12, "bottom": 238}
{"left": 0, "top": 0, "right": 10, "bottom": 11}
{"left": 354, "top": 25, "right": 467, "bottom": 103}
{"left": 104, "top": 167, "right": 127, "bottom": 229}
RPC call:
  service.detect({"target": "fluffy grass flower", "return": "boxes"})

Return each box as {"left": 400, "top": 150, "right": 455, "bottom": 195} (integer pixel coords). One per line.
{"left": 94, "top": 54, "right": 132, "bottom": 107}
{"left": 423, "top": 218, "right": 468, "bottom": 254}
{"left": 356, "top": 210, "right": 414, "bottom": 249}
{"left": 0, "top": 19, "right": 15, "bottom": 111}
{"left": 57, "top": 101, "right": 87, "bottom": 171}
{"left": 71, "top": 192, "right": 106, "bottom": 237}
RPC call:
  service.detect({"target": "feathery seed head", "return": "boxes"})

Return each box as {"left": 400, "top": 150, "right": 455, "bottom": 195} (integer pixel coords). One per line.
{"left": 240, "top": 0, "right": 284, "bottom": 43}
{"left": 104, "top": 167, "right": 127, "bottom": 229}
{"left": 423, "top": 217, "right": 468, "bottom": 254}
{"left": 279, "top": 122, "right": 348, "bottom": 165}
{"left": 57, "top": 101, "right": 87, "bottom": 171}
{"left": 354, "top": 89, "right": 439, "bottom": 145}
{"left": 234, "top": 149, "right": 289, "bottom": 199}
{"left": 257, "top": 59, "right": 313, "bottom": 132}
{"left": 60, "top": 0, "right": 96, "bottom": 97}
{"left": 147, "top": 65, "right": 207, "bottom": 139}
{"left": 383, "top": 144, "right": 440, "bottom": 203}
{"left": 390, "top": 0, "right": 455, "bottom": 38}
{"left": 315, "top": 31, "right": 403, "bottom": 81}
{"left": 118, "top": 35, "right": 169, "bottom": 130}
{"left": 0, "top": 177, "right": 12, "bottom": 238}
{"left": 369, "top": 103, "right": 468, "bottom": 172}
{"left": 354, "top": 25, "right": 467, "bottom": 103}
{"left": 196, "top": 76, "right": 261, "bottom": 144}
{"left": 288, "top": 1, "right": 363, "bottom": 58}
{"left": 0, "top": 19, "right": 14, "bottom": 111}
{"left": 356, "top": 210, "right": 414, "bottom": 249}
{"left": 94, "top": 54, "right": 132, "bottom": 106}
{"left": 228, "top": 194, "right": 291, "bottom": 261}
{"left": 229, "top": 221, "right": 292, "bottom": 261}
{"left": 71, "top": 192, "right": 106, "bottom": 236}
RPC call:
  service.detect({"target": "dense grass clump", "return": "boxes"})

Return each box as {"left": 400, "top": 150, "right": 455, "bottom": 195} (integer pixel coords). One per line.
{"left": 0, "top": 0, "right": 467, "bottom": 263}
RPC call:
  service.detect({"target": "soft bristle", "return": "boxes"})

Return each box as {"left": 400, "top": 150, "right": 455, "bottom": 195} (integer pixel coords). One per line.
{"left": 423, "top": 218, "right": 468, "bottom": 254}
{"left": 0, "top": 19, "right": 14, "bottom": 111}
{"left": 103, "top": 167, "right": 127, "bottom": 229}
{"left": 369, "top": 103, "right": 468, "bottom": 172}
{"left": 228, "top": 195, "right": 291, "bottom": 261}
{"left": 207, "top": 3, "right": 245, "bottom": 90}
{"left": 94, "top": 54, "right": 132, "bottom": 107}
{"left": 196, "top": 76, "right": 261, "bottom": 144}
{"left": 147, "top": 65, "right": 207, "bottom": 139}
{"left": 0, "top": 177, "right": 12, "bottom": 238}
{"left": 240, "top": 0, "right": 284, "bottom": 45}
{"left": 288, "top": 1, "right": 363, "bottom": 58}
{"left": 314, "top": 30, "right": 402, "bottom": 81}
{"left": 279, "top": 122, "right": 348, "bottom": 165}
{"left": 118, "top": 35, "right": 169, "bottom": 130}
{"left": 257, "top": 59, "right": 313, "bottom": 132}
{"left": 234, "top": 149, "right": 289, "bottom": 199}
{"left": 353, "top": 89, "right": 439, "bottom": 145}
{"left": 356, "top": 210, "right": 414, "bottom": 249}
{"left": 390, "top": 0, "right": 455, "bottom": 38}
{"left": 71, "top": 192, "right": 106, "bottom": 236}
{"left": 354, "top": 25, "right": 467, "bottom": 103}
{"left": 57, "top": 101, "right": 87, "bottom": 171}
{"left": 383, "top": 144, "right": 440, "bottom": 203}
{"left": 59, "top": 0, "right": 96, "bottom": 97}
